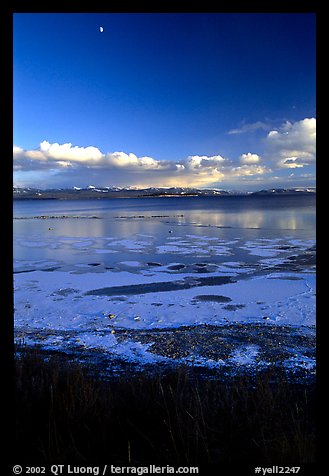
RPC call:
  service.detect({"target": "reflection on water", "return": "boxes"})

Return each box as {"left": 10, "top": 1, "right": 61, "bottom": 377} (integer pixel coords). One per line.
{"left": 13, "top": 195, "right": 316, "bottom": 266}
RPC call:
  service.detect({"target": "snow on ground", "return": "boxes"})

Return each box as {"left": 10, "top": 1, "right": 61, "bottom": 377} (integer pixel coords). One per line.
{"left": 14, "top": 266, "right": 315, "bottom": 331}
{"left": 14, "top": 234, "right": 316, "bottom": 376}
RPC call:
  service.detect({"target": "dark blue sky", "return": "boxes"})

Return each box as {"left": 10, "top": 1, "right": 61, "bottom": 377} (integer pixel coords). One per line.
{"left": 13, "top": 13, "right": 316, "bottom": 190}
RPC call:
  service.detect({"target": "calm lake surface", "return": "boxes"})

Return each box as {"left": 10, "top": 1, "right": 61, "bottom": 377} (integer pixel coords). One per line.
{"left": 13, "top": 195, "right": 316, "bottom": 269}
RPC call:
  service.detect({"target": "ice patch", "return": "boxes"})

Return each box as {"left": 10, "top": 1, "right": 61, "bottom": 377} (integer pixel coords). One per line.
{"left": 240, "top": 245, "right": 278, "bottom": 257}
{"left": 288, "top": 239, "right": 315, "bottom": 248}
{"left": 18, "top": 240, "right": 49, "bottom": 248}
{"left": 76, "top": 331, "right": 117, "bottom": 350}
{"left": 76, "top": 332, "right": 165, "bottom": 364}
{"left": 72, "top": 240, "right": 95, "bottom": 249}
{"left": 156, "top": 242, "right": 231, "bottom": 256}
{"left": 229, "top": 344, "right": 260, "bottom": 366}
{"left": 14, "top": 260, "right": 61, "bottom": 273}
{"left": 181, "top": 355, "right": 225, "bottom": 369}
{"left": 14, "top": 266, "right": 316, "bottom": 334}
{"left": 283, "top": 354, "right": 316, "bottom": 371}
{"left": 95, "top": 249, "right": 118, "bottom": 254}
{"left": 216, "top": 262, "right": 255, "bottom": 274}
{"left": 119, "top": 261, "right": 142, "bottom": 267}
{"left": 259, "top": 257, "right": 287, "bottom": 266}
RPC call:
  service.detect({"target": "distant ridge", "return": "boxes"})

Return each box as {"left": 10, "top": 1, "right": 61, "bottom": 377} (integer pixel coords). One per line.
{"left": 13, "top": 186, "right": 316, "bottom": 200}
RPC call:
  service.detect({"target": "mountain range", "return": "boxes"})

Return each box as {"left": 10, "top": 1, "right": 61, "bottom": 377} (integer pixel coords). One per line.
{"left": 13, "top": 186, "right": 316, "bottom": 200}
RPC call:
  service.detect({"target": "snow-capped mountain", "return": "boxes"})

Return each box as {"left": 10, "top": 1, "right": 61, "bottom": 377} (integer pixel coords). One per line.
{"left": 13, "top": 186, "right": 316, "bottom": 200}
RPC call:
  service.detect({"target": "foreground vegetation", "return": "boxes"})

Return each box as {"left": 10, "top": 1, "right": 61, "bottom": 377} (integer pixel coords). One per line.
{"left": 15, "top": 346, "right": 315, "bottom": 465}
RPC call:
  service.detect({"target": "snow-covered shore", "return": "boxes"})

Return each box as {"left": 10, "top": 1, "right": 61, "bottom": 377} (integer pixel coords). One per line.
{"left": 14, "top": 232, "right": 316, "bottom": 378}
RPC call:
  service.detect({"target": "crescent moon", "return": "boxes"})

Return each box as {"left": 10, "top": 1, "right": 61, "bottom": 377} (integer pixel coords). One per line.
{"left": 100, "top": 26, "right": 104, "bottom": 33}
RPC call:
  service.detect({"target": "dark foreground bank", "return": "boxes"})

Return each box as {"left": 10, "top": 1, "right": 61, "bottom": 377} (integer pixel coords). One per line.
{"left": 13, "top": 345, "right": 316, "bottom": 468}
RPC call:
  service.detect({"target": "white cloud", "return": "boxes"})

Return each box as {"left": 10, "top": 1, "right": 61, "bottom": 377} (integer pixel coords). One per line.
{"left": 266, "top": 117, "right": 316, "bottom": 168}
{"left": 105, "top": 151, "right": 174, "bottom": 171}
{"left": 14, "top": 118, "right": 315, "bottom": 189}
{"left": 239, "top": 153, "right": 261, "bottom": 164}
{"left": 185, "top": 155, "right": 226, "bottom": 170}
{"left": 39, "top": 141, "right": 103, "bottom": 162}
{"left": 56, "top": 160, "right": 73, "bottom": 168}
{"left": 230, "top": 164, "right": 268, "bottom": 177}
{"left": 13, "top": 141, "right": 269, "bottom": 188}
{"left": 13, "top": 141, "right": 104, "bottom": 171}
{"left": 105, "top": 152, "right": 140, "bottom": 167}
{"left": 227, "top": 121, "right": 270, "bottom": 135}
{"left": 268, "top": 130, "right": 278, "bottom": 138}
{"left": 277, "top": 157, "right": 304, "bottom": 169}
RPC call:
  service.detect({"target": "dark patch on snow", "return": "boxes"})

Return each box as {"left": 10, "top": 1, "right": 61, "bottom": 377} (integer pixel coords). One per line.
{"left": 193, "top": 295, "right": 232, "bottom": 303}
{"left": 84, "top": 275, "right": 235, "bottom": 297}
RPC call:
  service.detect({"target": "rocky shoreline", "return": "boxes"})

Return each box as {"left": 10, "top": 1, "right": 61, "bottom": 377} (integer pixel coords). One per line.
{"left": 15, "top": 321, "right": 316, "bottom": 383}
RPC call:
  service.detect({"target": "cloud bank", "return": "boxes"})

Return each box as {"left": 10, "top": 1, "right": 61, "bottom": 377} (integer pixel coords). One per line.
{"left": 13, "top": 143, "right": 266, "bottom": 188}
{"left": 13, "top": 118, "right": 315, "bottom": 189}
{"left": 265, "top": 117, "right": 316, "bottom": 169}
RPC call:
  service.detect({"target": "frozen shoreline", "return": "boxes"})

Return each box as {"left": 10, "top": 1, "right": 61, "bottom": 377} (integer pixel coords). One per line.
{"left": 15, "top": 322, "right": 316, "bottom": 382}
{"left": 14, "top": 227, "right": 316, "bottom": 378}
{"left": 14, "top": 270, "right": 315, "bottom": 378}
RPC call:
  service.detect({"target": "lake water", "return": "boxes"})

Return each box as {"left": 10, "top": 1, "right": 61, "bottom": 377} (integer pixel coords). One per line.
{"left": 13, "top": 195, "right": 315, "bottom": 267}
{"left": 13, "top": 195, "right": 316, "bottom": 376}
